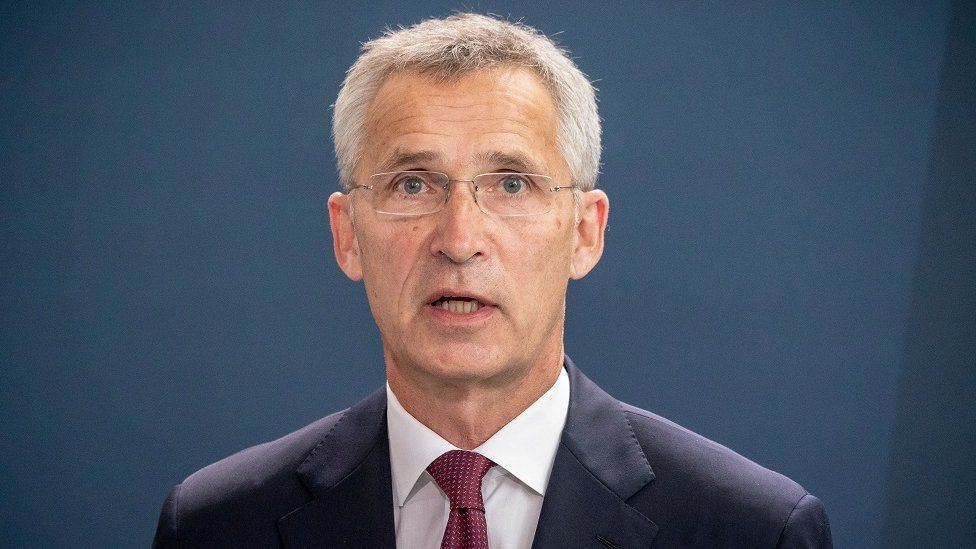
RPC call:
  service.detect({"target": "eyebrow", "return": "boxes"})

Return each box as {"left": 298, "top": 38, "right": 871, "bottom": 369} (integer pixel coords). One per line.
{"left": 377, "top": 149, "right": 441, "bottom": 173}
{"left": 376, "top": 148, "right": 542, "bottom": 174}
{"left": 473, "top": 151, "right": 540, "bottom": 173}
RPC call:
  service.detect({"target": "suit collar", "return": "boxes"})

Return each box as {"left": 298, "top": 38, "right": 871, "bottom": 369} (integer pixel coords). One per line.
{"left": 561, "top": 358, "right": 655, "bottom": 501}
{"left": 275, "top": 358, "right": 658, "bottom": 548}
{"left": 532, "top": 357, "right": 658, "bottom": 548}
{"left": 277, "top": 387, "right": 396, "bottom": 548}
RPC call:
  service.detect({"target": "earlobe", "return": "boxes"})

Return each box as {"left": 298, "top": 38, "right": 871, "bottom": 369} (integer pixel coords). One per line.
{"left": 328, "top": 192, "right": 364, "bottom": 281}
{"left": 570, "top": 189, "right": 609, "bottom": 280}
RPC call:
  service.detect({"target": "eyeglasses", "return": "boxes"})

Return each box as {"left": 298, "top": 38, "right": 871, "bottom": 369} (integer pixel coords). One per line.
{"left": 348, "top": 171, "right": 577, "bottom": 217}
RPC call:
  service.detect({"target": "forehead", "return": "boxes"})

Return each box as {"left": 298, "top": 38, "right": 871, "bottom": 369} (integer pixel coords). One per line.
{"left": 357, "top": 67, "right": 564, "bottom": 176}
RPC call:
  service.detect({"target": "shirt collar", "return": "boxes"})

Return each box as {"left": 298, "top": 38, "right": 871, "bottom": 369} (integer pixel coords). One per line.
{"left": 386, "top": 367, "right": 569, "bottom": 507}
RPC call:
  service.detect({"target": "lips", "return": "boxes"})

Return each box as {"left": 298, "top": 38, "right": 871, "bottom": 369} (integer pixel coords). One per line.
{"left": 427, "top": 291, "right": 495, "bottom": 315}
{"left": 432, "top": 296, "right": 483, "bottom": 313}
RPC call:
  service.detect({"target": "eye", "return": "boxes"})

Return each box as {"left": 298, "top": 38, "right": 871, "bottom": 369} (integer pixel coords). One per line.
{"left": 499, "top": 174, "right": 528, "bottom": 194}
{"left": 395, "top": 174, "right": 427, "bottom": 195}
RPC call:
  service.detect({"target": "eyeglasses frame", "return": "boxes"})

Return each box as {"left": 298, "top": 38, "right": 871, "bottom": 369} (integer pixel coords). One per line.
{"left": 347, "top": 170, "right": 578, "bottom": 217}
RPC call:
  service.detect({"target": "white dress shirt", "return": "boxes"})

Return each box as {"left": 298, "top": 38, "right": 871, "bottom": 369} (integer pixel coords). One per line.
{"left": 386, "top": 367, "right": 570, "bottom": 549}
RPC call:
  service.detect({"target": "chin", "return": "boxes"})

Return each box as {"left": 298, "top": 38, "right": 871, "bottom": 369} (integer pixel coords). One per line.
{"left": 413, "top": 345, "right": 516, "bottom": 383}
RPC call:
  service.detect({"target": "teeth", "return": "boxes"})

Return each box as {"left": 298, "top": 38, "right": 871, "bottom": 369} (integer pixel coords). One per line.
{"left": 438, "top": 299, "right": 483, "bottom": 313}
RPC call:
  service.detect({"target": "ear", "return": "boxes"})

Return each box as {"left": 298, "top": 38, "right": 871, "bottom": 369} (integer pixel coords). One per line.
{"left": 328, "top": 192, "right": 363, "bottom": 281}
{"left": 570, "top": 189, "right": 609, "bottom": 280}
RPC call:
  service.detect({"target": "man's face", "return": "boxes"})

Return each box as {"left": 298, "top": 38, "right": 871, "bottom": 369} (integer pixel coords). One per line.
{"left": 329, "top": 67, "right": 607, "bottom": 390}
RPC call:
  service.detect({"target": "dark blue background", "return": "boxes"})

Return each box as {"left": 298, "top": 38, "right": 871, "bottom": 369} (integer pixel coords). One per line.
{"left": 2, "top": 2, "right": 973, "bottom": 547}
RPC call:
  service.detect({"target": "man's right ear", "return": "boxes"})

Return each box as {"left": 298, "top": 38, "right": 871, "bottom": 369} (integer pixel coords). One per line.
{"left": 328, "top": 192, "right": 363, "bottom": 281}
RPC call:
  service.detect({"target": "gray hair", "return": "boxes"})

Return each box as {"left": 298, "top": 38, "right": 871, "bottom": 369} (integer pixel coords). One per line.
{"left": 332, "top": 13, "right": 600, "bottom": 192}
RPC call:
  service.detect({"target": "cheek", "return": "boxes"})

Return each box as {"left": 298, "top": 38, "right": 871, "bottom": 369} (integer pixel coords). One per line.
{"left": 518, "top": 222, "right": 574, "bottom": 288}
{"left": 359, "top": 222, "right": 426, "bottom": 292}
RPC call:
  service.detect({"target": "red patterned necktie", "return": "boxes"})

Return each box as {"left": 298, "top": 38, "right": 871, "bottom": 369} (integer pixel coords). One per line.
{"left": 426, "top": 450, "right": 496, "bottom": 549}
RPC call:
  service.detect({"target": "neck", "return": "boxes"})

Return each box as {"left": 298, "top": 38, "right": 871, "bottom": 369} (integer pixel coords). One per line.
{"left": 387, "top": 351, "right": 564, "bottom": 450}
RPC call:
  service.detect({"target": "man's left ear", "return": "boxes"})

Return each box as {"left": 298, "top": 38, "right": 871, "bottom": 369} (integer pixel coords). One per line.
{"left": 570, "top": 189, "right": 609, "bottom": 280}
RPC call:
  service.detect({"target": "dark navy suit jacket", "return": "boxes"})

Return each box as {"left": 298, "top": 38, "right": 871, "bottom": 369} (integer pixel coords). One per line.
{"left": 153, "top": 358, "right": 832, "bottom": 548}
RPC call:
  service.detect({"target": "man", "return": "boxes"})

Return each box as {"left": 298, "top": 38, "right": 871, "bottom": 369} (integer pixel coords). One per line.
{"left": 153, "top": 13, "right": 832, "bottom": 548}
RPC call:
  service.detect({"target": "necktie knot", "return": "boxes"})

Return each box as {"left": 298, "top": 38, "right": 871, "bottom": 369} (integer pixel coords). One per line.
{"left": 426, "top": 450, "right": 495, "bottom": 511}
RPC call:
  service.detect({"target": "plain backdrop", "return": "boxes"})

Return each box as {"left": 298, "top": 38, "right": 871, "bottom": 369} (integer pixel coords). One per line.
{"left": 2, "top": 2, "right": 974, "bottom": 547}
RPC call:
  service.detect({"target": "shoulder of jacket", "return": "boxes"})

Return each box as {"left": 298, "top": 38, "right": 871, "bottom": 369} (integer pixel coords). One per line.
{"left": 176, "top": 408, "right": 349, "bottom": 513}
{"left": 621, "top": 402, "right": 808, "bottom": 511}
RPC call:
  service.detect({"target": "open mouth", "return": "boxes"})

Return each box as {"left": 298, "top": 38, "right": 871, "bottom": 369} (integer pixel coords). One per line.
{"left": 431, "top": 296, "right": 484, "bottom": 314}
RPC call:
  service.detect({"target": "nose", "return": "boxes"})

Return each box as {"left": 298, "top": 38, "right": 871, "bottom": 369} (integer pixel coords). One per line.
{"left": 430, "top": 180, "right": 487, "bottom": 264}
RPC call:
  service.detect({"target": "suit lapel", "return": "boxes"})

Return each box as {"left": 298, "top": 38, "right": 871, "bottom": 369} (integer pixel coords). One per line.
{"left": 277, "top": 389, "right": 396, "bottom": 548}
{"left": 274, "top": 359, "right": 656, "bottom": 548}
{"left": 532, "top": 360, "right": 659, "bottom": 548}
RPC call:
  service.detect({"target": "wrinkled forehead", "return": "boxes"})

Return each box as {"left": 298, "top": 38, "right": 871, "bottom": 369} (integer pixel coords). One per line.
{"left": 357, "top": 67, "right": 563, "bottom": 178}
{"left": 364, "top": 65, "right": 557, "bottom": 125}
